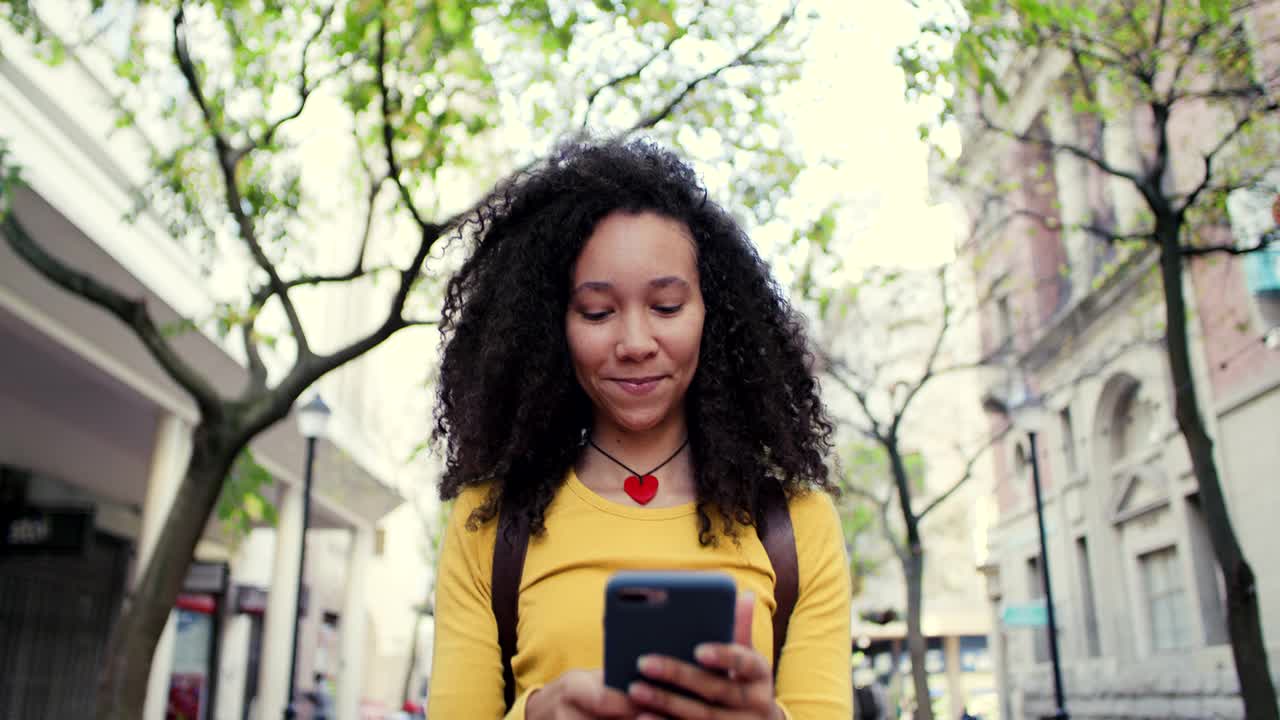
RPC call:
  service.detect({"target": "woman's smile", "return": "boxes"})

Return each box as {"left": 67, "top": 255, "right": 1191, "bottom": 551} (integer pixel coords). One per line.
{"left": 611, "top": 375, "right": 667, "bottom": 395}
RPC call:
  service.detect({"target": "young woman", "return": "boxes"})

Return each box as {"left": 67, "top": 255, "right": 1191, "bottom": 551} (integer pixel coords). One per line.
{"left": 428, "top": 140, "right": 851, "bottom": 719}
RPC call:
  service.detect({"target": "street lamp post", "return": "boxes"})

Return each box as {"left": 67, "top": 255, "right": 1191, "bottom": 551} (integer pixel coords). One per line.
{"left": 1026, "top": 431, "right": 1068, "bottom": 720}
{"left": 285, "top": 394, "right": 331, "bottom": 720}
{"left": 983, "top": 369, "right": 1069, "bottom": 720}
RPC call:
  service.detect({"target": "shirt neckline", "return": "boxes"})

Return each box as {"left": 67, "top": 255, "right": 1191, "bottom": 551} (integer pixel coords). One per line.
{"left": 566, "top": 468, "right": 699, "bottom": 520}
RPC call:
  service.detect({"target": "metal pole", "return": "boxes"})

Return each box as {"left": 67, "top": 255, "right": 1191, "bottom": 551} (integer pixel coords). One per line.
{"left": 284, "top": 436, "right": 317, "bottom": 719}
{"left": 1028, "top": 431, "right": 1069, "bottom": 720}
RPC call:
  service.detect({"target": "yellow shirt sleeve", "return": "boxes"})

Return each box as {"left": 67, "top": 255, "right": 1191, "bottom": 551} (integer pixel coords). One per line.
{"left": 774, "top": 490, "right": 853, "bottom": 719}
{"left": 427, "top": 487, "right": 512, "bottom": 719}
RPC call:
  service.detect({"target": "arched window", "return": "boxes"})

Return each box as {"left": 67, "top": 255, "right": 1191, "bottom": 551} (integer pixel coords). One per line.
{"left": 1108, "top": 380, "right": 1153, "bottom": 466}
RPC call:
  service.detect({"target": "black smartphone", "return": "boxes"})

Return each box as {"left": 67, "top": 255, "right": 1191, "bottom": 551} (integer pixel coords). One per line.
{"left": 603, "top": 571, "right": 736, "bottom": 697}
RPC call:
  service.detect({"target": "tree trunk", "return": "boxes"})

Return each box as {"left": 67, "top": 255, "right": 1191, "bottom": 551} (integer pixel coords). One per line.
{"left": 903, "top": 549, "right": 933, "bottom": 720}
{"left": 1157, "top": 223, "right": 1279, "bottom": 720}
{"left": 886, "top": 437, "right": 934, "bottom": 720}
{"left": 94, "top": 423, "right": 240, "bottom": 720}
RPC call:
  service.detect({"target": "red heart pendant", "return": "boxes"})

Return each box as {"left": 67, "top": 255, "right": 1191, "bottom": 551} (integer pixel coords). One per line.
{"left": 623, "top": 474, "right": 659, "bottom": 505}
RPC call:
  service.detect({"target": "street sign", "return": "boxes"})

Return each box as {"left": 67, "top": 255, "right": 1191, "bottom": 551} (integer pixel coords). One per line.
{"left": 1001, "top": 601, "right": 1048, "bottom": 627}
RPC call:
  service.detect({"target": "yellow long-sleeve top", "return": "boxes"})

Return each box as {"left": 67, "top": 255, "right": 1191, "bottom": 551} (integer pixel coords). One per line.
{"left": 428, "top": 470, "right": 852, "bottom": 719}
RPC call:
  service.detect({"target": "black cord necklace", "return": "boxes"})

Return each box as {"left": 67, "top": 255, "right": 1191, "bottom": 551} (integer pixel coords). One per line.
{"left": 588, "top": 437, "right": 689, "bottom": 505}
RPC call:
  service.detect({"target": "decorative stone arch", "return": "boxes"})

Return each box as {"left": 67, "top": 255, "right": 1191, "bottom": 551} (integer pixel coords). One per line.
{"left": 1091, "top": 371, "right": 1143, "bottom": 472}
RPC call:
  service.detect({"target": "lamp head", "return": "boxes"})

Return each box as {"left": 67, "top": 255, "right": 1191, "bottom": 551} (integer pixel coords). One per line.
{"left": 297, "top": 394, "right": 332, "bottom": 439}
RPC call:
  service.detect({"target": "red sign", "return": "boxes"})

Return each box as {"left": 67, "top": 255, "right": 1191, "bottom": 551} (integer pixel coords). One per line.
{"left": 166, "top": 673, "right": 206, "bottom": 720}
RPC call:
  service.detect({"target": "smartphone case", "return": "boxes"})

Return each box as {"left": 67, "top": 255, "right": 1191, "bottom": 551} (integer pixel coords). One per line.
{"left": 603, "top": 571, "right": 737, "bottom": 696}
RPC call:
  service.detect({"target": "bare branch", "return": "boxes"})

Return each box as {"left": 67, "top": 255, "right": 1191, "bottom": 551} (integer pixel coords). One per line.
{"left": 918, "top": 426, "right": 1009, "bottom": 521}
{"left": 172, "top": 7, "right": 310, "bottom": 356}
{"left": 823, "top": 357, "right": 885, "bottom": 438}
{"left": 888, "top": 266, "right": 951, "bottom": 437}
{"left": 1182, "top": 230, "right": 1279, "bottom": 257}
{"left": 1178, "top": 101, "right": 1280, "bottom": 215}
{"left": 1007, "top": 206, "right": 1154, "bottom": 245}
{"left": 255, "top": 4, "right": 336, "bottom": 151}
{"left": 240, "top": 320, "right": 269, "bottom": 394}
{"left": 843, "top": 483, "right": 890, "bottom": 508}
{"left": 376, "top": 19, "right": 434, "bottom": 234}
{"left": 976, "top": 108, "right": 1145, "bottom": 188}
{"left": 623, "top": 2, "right": 796, "bottom": 135}
{"left": 582, "top": 1, "right": 709, "bottom": 130}
{"left": 2, "top": 209, "right": 222, "bottom": 412}
{"left": 1166, "top": 18, "right": 1219, "bottom": 97}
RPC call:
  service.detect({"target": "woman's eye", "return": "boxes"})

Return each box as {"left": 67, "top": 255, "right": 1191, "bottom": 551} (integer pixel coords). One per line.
{"left": 653, "top": 304, "right": 683, "bottom": 315}
{"left": 580, "top": 309, "right": 613, "bottom": 321}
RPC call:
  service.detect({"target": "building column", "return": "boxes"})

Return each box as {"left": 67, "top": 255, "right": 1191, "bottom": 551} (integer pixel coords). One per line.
{"left": 980, "top": 560, "right": 1012, "bottom": 720}
{"left": 215, "top": 528, "right": 275, "bottom": 720}
{"left": 259, "top": 480, "right": 307, "bottom": 719}
{"left": 337, "top": 524, "right": 375, "bottom": 720}
{"left": 138, "top": 414, "right": 193, "bottom": 720}
{"left": 944, "top": 635, "right": 965, "bottom": 715}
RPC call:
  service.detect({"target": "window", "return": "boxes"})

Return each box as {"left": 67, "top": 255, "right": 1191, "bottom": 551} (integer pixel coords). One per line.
{"left": 1186, "top": 495, "right": 1229, "bottom": 646}
{"left": 1076, "top": 537, "right": 1101, "bottom": 657}
{"left": 1139, "top": 547, "right": 1193, "bottom": 652}
{"left": 1060, "top": 407, "right": 1077, "bottom": 476}
{"left": 1226, "top": 170, "right": 1280, "bottom": 329}
{"left": 1109, "top": 381, "right": 1153, "bottom": 464}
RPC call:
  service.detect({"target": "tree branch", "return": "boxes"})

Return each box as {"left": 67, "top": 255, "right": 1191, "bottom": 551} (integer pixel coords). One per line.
{"left": 1178, "top": 101, "right": 1279, "bottom": 215}
{"left": 823, "top": 357, "right": 885, "bottom": 439}
{"left": 2, "top": 208, "right": 222, "bottom": 413}
{"left": 254, "top": 4, "right": 336, "bottom": 152}
{"left": 889, "top": 266, "right": 951, "bottom": 437}
{"left": 918, "top": 426, "right": 1009, "bottom": 521}
{"left": 581, "top": 1, "right": 709, "bottom": 130}
{"left": 1182, "top": 229, "right": 1279, "bottom": 257}
{"left": 622, "top": 2, "right": 796, "bottom": 136}
{"left": 976, "top": 107, "right": 1145, "bottom": 188}
{"left": 377, "top": 19, "right": 434, "bottom": 235}
{"left": 172, "top": 7, "right": 310, "bottom": 357}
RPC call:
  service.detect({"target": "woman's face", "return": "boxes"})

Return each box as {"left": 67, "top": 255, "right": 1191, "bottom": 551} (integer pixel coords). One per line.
{"left": 566, "top": 211, "right": 706, "bottom": 435}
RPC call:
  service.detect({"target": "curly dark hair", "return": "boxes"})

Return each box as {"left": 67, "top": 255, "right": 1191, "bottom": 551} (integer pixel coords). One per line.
{"left": 434, "top": 138, "right": 835, "bottom": 543}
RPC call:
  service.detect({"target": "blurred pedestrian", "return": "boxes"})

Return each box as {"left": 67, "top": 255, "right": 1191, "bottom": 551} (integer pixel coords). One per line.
{"left": 427, "top": 139, "right": 852, "bottom": 719}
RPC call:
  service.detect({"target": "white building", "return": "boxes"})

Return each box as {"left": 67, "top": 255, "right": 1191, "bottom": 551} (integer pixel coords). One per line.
{"left": 0, "top": 15, "right": 432, "bottom": 720}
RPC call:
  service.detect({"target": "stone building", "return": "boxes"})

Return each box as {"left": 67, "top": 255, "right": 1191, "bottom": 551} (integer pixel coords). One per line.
{"left": 942, "top": 4, "right": 1280, "bottom": 718}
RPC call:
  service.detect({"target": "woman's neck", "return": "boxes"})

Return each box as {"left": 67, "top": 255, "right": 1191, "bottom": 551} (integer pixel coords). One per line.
{"left": 577, "top": 414, "right": 695, "bottom": 502}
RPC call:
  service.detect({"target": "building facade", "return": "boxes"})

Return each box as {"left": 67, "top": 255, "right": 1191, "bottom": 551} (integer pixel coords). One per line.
{"left": 946, "top": 7, "right": 1280, "bottom": 718}
{"left": 0, "top": 15, "right": 421, "bottom": 720}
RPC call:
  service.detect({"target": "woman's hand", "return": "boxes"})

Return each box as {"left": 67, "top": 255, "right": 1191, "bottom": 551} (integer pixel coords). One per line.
{"left": 627, "top": 593, "right": 783, "bottom": 720}
{"left": 526, "top": 669, "right": 637, "bottom": 720}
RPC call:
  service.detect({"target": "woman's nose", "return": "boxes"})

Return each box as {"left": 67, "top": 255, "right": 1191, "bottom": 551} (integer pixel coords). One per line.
{"left": 615, "top": 311, "right": 659, "bottom": 360}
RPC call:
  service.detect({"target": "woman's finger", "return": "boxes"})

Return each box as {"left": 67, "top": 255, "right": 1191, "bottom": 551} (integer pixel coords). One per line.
{"left": 694, "top": 643, "right": 772, "bottom": 685}
{"left": 630, "top": 679, "right": 766, "bottom": 720}
{"left": 636, "top": 654, "right": 738, "bottom": 706}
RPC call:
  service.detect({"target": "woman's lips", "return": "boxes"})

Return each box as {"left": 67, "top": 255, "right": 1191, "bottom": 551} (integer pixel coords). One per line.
{"left": 611, "top": 376, "right": 665, "bottom": 395}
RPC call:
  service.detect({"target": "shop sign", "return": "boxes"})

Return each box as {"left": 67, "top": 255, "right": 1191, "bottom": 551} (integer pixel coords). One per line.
{"left": 0, "top": 505, "right": 93, "bottom": 556}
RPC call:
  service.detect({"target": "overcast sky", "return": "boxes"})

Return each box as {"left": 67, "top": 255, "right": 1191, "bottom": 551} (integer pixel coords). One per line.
{"left": 765, "top": 0, "right": 962, "bottom": 271}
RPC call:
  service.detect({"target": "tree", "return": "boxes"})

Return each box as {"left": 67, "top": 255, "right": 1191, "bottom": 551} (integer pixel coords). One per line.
{"left": 901, "top": 0, "right": 1280, "bottom": 716}
{"left": 806, "top": 259, "right": 1002, "bottom": 720}
{"left": 0, "top": 2, "right": 806, "bottom": 717}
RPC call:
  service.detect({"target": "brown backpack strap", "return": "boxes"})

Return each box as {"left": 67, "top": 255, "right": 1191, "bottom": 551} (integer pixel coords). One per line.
{"left": 757, "top": 482, "right": 798, "bottom": 678}
{"left": 492, "top": 499, "right": 530, "bottom": 712}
